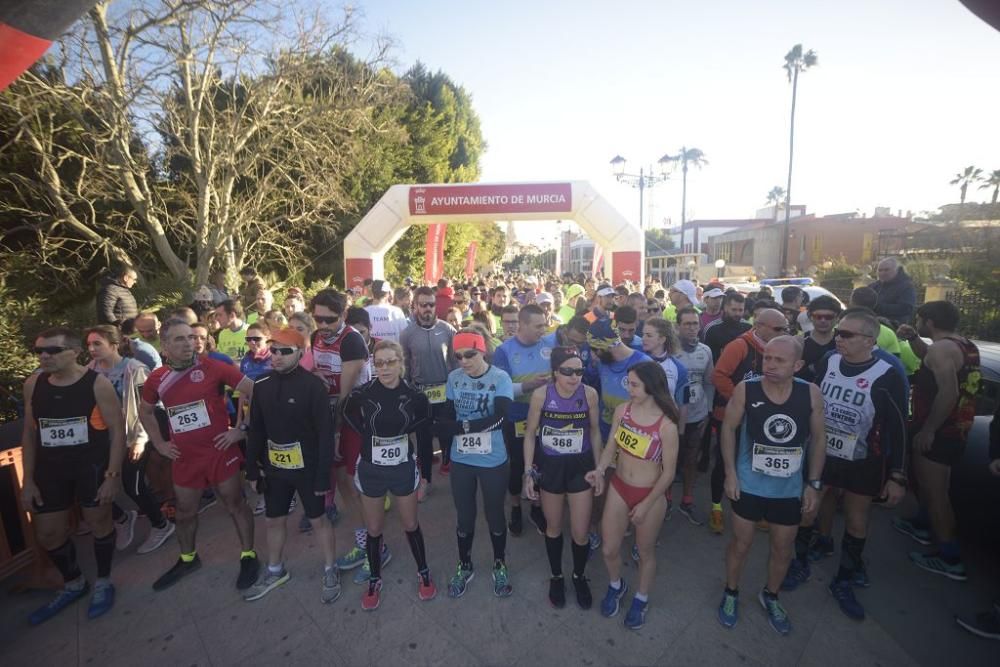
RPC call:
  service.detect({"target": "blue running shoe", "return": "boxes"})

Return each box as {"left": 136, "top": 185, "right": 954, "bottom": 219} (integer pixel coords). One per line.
{"left": 829, "top": 579, "right": 865, "bottom": 620}
{"left": 631, "top": 543, "right": 640, "bottom": 563}
{"left": 781, "top": 558, "right": 811, "bottom": 591}
{"left": 492, "top": 562, "right": 513, "bottom": 598}
{"left": 852, "top": 561, "right": 871, "bottom": 588}
{"left": 892, "top": 517, "right": 931, "bottom": 546}
{"left": 600, "top": 580, "right": 629, "bottom": 618}
{"left": 325, "top": 504, "right": 340, "bottom": 525}
{"left": 624, "top": 596, "right": 648, "bottom": 630}
{"left": 447, "top": 564, "right": 474, "bottom": 598}
{"left": 353, "top": 545, "right": 391, "bottom": 585}
{"left": 909, "top": 551, "right": 967, "bottom": 582}
{"left": 807, "top": 535, "right": 835, "bottom": 562}
{"left": 87, "top": 582, "right": 115, "bottom": 619}
{"left": 29, "top": 581, "right": 89, "bottom": 626}
{"left": 588, "top": 531, "right": 601, "bottom": 556}
{"left": 718, "top": 590, "right": 738, "bottom": 628}
{"left": 758, "top": 589, "right": 792, "bottom": 635}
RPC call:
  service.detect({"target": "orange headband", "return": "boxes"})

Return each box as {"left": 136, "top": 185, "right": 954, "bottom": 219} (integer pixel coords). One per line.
{"left": 453, "top": 332, "right": 486, "bottom": 353}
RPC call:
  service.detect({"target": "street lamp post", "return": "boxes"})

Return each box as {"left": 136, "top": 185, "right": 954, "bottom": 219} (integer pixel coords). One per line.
{"left": 610, "top": 155, "right": 669, "bottom": 230}
{"left": 715, "top": 258, "right": 726, "bottom": 280}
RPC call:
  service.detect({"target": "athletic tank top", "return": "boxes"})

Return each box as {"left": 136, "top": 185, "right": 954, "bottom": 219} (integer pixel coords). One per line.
{"left": 911, "top": 337, "right": 980, "bottom": 440}
{"left": 32, "top": 369, "right": 110, "bottom": 460}
{"left": 736, "top": 378, "right": 812, "bottom": 499}
{"left": 537, "top": 384, "right": 591, "bottom": 456}
{"left": 612, "top": 403, "right": 665, "bottom": 463}
{"left": 819, "top": 353, "right": 892, "bottom": 461}
{"left": 312, "top": 325, "right": 370, "bottom": 400}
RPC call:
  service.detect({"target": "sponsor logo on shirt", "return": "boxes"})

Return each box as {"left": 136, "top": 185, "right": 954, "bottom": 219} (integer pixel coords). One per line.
{"left": 191, "top": 370, "right": 205, "bottom": 383}
{"left": 764, "top": 414, "right": 797, "bottom": 443}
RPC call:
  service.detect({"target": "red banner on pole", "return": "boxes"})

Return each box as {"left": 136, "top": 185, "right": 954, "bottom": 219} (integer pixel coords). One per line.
{"left": 464, "top": 242, "right": 478, "bottom": 279}
{"left": 424, "top": 224, "right": 447, "bottom": 284}
{"left": 410, "top": 183, "right": 572, "bottom": 217}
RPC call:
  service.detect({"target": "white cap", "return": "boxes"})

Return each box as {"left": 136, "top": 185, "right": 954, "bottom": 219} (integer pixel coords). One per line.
{"left": 670, "top": 279, "right": 698, "bottom": 305}
{"left": 704, "top": 288, "right": 725, "bottom": 299}
{"left": 193, "top": 286, "right": 213, "bottom": 301}
{"left": 536, "top": 292, "right": 554, "bottom": 305}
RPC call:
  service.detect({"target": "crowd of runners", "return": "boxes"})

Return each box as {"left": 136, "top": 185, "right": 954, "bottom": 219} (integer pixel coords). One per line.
{"left": 17, "top": 261, "right": 998, "bottom": 639}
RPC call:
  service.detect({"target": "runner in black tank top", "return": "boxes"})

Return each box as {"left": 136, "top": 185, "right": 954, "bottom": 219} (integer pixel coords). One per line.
{"left": 21, "top": 327, "right": 125, "bottom": 625}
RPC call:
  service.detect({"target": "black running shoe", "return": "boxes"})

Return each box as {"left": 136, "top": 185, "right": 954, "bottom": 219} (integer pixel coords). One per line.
{"left": 508, "top": 506, "right": 523, "bottom": 537}
{"left": 236, "top": 554, "right": 260, "bottom": 590}
{"left": 572, "top": 574, "right": 592, "bottom": 610}
{"left": 153, "top": 556, "right": 202, "bottom": 592}
{"left": 548, "top": 576, "right": 565, "bottom": 608}
{"left": 529, "top": 505, "right": 547, "bottom": 536}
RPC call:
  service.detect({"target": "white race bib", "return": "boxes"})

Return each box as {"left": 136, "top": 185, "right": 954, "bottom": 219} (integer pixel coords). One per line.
{"left": 688, "top": 383, "right": 702, "bottom": 404}
{"left": 167, "top": 400, "right": 210, "bottom": 434}
{"left": 372, "top": 435, "right": 407, "bottom": 466}
{"left": 540, "top": 426, "right": 584, "bottom": 454}
{"left": 752, "top": 443, "right": 803, "bottom": 478}
{"left": 825, "top": 429, "right": 858, "bottom": 461}
{"left": 39, "top": 417, "right": 89, "bottom": 448}
{"left": 456, "top": 431, "right": 491, "bottom": 455}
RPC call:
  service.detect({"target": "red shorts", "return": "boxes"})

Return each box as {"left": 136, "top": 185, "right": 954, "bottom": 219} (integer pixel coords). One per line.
{"left": 333, "top": 425, "right": 362, "bottom": 476}
{"left": 173, "top": 444, "right": 244, "bottom": 490}
{"left": 610, "top": 474, "right": 653, "bottom": 511}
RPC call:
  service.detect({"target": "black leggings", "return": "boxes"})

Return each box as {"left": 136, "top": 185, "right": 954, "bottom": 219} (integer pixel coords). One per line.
{"left": 415, "top": 401, "right": 451, "bottom": 483}
{"left": 111, "top": 448, "right": 165, "bottom": 528}
{"left": 450, "top": 460, "right": 509, "bottom": 538}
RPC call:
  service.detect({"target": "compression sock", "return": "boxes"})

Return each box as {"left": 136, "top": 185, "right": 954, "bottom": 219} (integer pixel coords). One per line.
{"left": 794, "top": 524, "right": 816, "bottom": 562}
{"left": 457, "top": 531, "right": 474, "bottom": 569}
{"left": 47, "top": 539, "right": 82, "bottom": 583}
{"left": 93, "top": 531, "right": 115, "bottom": 579}
{"left": 571, "top": 539, "right": 589, "bottom": 578}
{"left": 489, "top": 530, "right": 507, "bottom": 563}
{"left": 366, "top": 533, "right": 384, "bottom": 580}
{"left": 180, "top": 551, "right": 197, "bottom": 563}
{"left": 836, "top": 530, "right": 866, "bottom": 583}
{"left": 545, "top": 533, "right": 564, "bottom": 577}
{"left": 240, "top": 549, "right": 256, "bottom": 560}
{"left": 406, "top": 526, "right": 429, "bottom": 572}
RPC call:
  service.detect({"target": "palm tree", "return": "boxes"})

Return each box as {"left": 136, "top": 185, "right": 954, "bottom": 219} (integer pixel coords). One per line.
{"left": 780, "top": 44, "right": 818, "bottom": 276}
{"left": 658, "top": 147, "right": 707, "bottom": 254}
{"left": 951, "top": 165, "right": 984, "bottom": 224}
{"left": 978, "top": 168, "right": 1000, "bottom": 205}
{"left": 766, "top": 186, "right": 786, "bottom": 223}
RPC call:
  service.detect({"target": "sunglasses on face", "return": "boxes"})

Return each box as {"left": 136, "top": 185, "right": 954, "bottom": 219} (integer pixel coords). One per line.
{"left": 269, "top": 346, "right": 296, "bottom": 355}
{"left": 455, "top": 350, "right": 480, "bottom": 360}
{"left": 313, "top": 315, "right": 339, "bottom": 324}
{"left": 454, "top": 300, "right": 467, "bottom": 305}
{"left": 834, "top": 328, "right": 871, "bottom": 340}
{"left": 556, "top": 367, "right": 585, "bottom": 377}
{"left": 811, "top": 313, "right": 836, "bottom": 321}
{"left": 246, "top": 336, "right": 264, "bottom": 342}
{"left": 373, "top": 358, "right": 401, "bottom": 368}
{"left": 416, "top": 302, "right": 435, "bottom": 309}
{"left": 34, "top": 346, "right": 69, "bottom": 355}
{"left": 763, "top": 324, "right": 788, "bottom": 333}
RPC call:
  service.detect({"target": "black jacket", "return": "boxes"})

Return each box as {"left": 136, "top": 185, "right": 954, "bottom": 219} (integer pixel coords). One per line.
{"left": 869, "top": 267, "right": 916, "bottom": 324}
{"left": 96, "top": 276, "right": 138, "bottom": 325}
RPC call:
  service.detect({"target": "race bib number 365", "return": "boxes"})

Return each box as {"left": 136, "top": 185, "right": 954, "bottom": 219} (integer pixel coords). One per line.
{"left": 456, "top": 432, "right": 491, "bottom": 455}
{"left": 752, "top": 443, "right": 803, "bottom": 478}
{"left": 39, "top": 417, "right": 89, "bottom": 447}
{"left": 167, "top": 400, "right": 210, "bottom": 434}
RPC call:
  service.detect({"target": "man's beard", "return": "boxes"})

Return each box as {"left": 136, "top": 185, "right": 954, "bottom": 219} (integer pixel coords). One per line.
{"left": 597, "top": 350, "right": 614, "bottom": 364}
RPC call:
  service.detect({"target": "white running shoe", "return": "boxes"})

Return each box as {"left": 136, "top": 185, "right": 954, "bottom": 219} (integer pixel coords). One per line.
{"left": 137, "top": 522, "right": 176, "bottom": 555}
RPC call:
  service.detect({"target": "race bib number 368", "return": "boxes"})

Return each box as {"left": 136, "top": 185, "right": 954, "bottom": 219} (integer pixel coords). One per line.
{"left": 540, "top": 426, "right": 584, "bottom": 454}
{"left": 39, "top": 417, "right": 89, "bottom": 447}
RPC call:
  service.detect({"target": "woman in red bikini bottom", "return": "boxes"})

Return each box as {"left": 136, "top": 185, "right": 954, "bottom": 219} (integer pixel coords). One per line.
{"left": 593, "top": 361, "right": 680, "bottom": 629}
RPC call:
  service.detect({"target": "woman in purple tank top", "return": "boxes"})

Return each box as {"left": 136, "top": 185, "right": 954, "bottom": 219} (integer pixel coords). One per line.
{"left": 523, "top": 347, "right": 603, "bottom": 610}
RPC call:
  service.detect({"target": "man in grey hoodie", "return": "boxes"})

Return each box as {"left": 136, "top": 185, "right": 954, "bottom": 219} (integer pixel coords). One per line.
{"left": 400, "top": 286, "right": 457, "bottom": 496}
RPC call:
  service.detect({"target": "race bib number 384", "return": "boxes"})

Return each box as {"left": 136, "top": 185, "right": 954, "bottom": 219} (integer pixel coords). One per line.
{"left": 39, "top": 417, "right": 89, "bottom": 447}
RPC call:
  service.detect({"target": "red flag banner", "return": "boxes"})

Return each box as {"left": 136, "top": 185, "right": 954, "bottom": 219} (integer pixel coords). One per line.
{"left": 424, "top": 224, "right": 447, "bottom": 284}
{"left": 464, "top": 241, "right": 478, "bottom": 279}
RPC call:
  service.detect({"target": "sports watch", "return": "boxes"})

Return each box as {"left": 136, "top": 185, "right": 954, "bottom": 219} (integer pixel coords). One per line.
{"left": 807, "top": 479, "right": 823, "bottom": 491}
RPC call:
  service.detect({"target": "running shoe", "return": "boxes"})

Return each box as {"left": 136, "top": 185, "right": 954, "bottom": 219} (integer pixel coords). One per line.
{"left": 492, "top": 562, "right": 513, "bottom": 598}
{"left": 321, "top": 567, "right": 342, "bottom": 604}
{"left": 439, "top": 460, "right": 451, "bottom": 475}
{"left": 678, "top": 501, "right": 704, "bottom": 526}
{"left": 709, "top": 507, "right": 724, "bottom": 535}
{"left": 353, "top": 545, "right": 391, "bottom": 584}
{"left": 199, "top": 492, "right": 219, "bottom": 515}
{"left": 600, "top": 580, "right": 629, "bottom": 618}
{"left": 717, "top": 589, "right": 738, "bottom": 628}
{"left": 955, "top": 608, "right": 1000, "bottom": 640}
{"left": 153, "top": 556, "right": 202, "bottom": 591}
{"left": 87, "top": 581, "right": 115, "bottom": 619}
{"left": 758, "top": 589, "right": 792, "bottom": 635}
{"left": 548, "top": 576, "right": 566, "bottom": 608}
{"left": 508, "top": 506, "right": 523, "bottom": 537}
{"left": 891, "top": 517, "right": 932, "bottom": 546}
{"left": 623, "top": 596, "right": 648, "bottom": 630}
{"left": 29, "top": 580, "right": 89, "bottom": 625}
{"left": 909, "top": 551, "right": 968, "bottom": 581}
{"left": 137, "top": 522, "right": 175, "bottom": 555}
{"left": 325, "top": 503, "right": 340, "bottom": 525}
{"left": 447, "top": 564, "right": 475, "bottom": 598}
{"left": 828, "top": 579, "right": 865, "bottom": 620}
{"left": 807, "top": 535, "right": 835, "bottom": 561}
{"left": 781, "top": 558, "right": 811, "bottom": 591}
{"left": 236, "top": 554, "right": 260, "bottom": 590}
{"left": 588, "top": 531, "right": 602, "bottom": 556}
{"left": 115, "top": 509, "right": 138, "bottom": 551}
{"left": 243, "top": 568, "right": 290, "bottom": 601}
{"left": 529, "top": 505, "right": 547, "bottom": 535}
{"left": 417, "top": 571, "right": 437, "bottom": 601}
{"left": 631, "top": 543, "right": 640, "bottom": 563}
{"left": 252, "top": 495, "right": 266, "bottom": 516}
{"left": 288, "top": 496, "right": 297, "bottom": 513}
{"left": 299, "top": 514, "right": 313, "bottom": 533}
{"left": 572, "top": 574, "right": 592, "bottom": 609}
{"left": 336, "top": 544, "right": 367, "bottom": 570}
{"left": 361, "top": 578, "right": 382, "bottom": 611}
{"left": 853, "top": 561, "right": 871, "bottom": 588}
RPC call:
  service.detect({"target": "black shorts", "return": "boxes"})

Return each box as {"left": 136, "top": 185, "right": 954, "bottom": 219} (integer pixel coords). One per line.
{"left": 33, "top": 452, "right": 108, "bottom": 515}
{"left": 354, "top": 458, "right": 419, "bottom": 498}
{"left": 917, "top": 434, "right": 967, "bottom": 467}
{"left": 822, "top": 455, "right": 886, "bottom": 498}
{"left": 679, "top": 420, "right": 707, "bottom": 464}
{"left": 731, "top": 491, "right": 801, "bottom": 527}
{"left": 263, "top": 474, "right": 325, "bottom": 519}
{"left": 537, "top": 450, "right": 595, "bottom": 495}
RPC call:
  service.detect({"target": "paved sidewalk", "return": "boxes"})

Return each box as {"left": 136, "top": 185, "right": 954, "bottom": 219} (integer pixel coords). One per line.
{"left": 1, "top": 476, "right": 996, "bottom": 666}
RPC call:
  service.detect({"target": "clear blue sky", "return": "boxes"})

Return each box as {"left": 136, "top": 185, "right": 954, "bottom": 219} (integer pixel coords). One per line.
{"left": 357, "top": 0, "right": 999, "bottom": 241}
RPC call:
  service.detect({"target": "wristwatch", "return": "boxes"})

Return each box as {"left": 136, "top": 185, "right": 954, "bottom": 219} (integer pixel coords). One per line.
{"left": 807, "top": 479, "right": 823, "bottom": 491}
{"left": 238, "top": 423, "right": 250, "bottom": 432}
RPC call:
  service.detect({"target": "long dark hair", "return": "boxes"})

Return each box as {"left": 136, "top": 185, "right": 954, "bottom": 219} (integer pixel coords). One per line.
{"left": 628, "top": 361, "right": 679, "bottom": 424}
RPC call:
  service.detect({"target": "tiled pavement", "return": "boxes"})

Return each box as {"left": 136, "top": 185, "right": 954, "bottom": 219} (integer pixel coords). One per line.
{"left": 1, "top": 475, "right": 997, "bottom": 666}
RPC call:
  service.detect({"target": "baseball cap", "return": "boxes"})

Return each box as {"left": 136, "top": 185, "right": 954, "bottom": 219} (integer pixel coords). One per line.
{"left": 587, "top": 319, "right": 621, "bottom": 351}
{"left": 596, "top": 284, "right": 615, "bottom": 298}
{"left": 564, "top": 283, "right": 585, "bottom": 300}
{"left": 268, "top": 327, "right": 306, "bottom": 349}
{"left": 193, "top": 286, "right": 213, "bottom": 302}
{"left": 670, "top": 279, "right": 698, "bottom": 305}
{"left": 372, "top": 279, "right": 392, "bottom": 296}
{"left": 704, "top": 288, "right": 725, "bottom": 299}
{"left": 536, "top": 292, "right": 554, "bottom": 305}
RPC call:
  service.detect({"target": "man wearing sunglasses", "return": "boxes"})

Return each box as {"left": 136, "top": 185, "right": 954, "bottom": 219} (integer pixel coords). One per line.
{"left": 782, "top": 309, "right": 908, "bottom": 623}
{"left": 797, "top": 296, "right": 842, "bottom": 382}
{"left": 242, "top": 328, "right": 340, "bottom": 604}
{"left": 21, "top": 328, "right": 126, "bottom": 624}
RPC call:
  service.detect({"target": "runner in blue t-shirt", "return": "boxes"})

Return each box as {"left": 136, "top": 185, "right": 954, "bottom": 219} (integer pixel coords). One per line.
{"left": 588, "top": 319, "right": 652, "bottom": 442}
